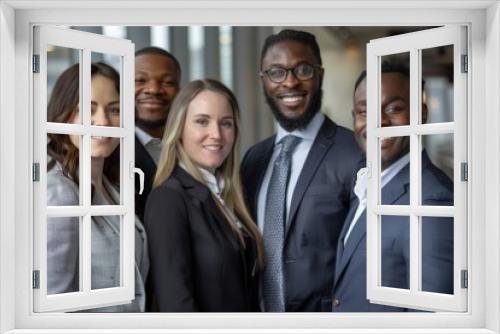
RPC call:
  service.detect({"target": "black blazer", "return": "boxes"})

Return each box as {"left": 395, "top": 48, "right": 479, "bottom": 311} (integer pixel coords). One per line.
{"left": 144, "top": 166, "right": 259, "bottom": 312}
{"left": 241, "top": 117, "right": 362, "bottom": 312}
{"left": 135, "top": 136, "right": 157, "bottom": 222}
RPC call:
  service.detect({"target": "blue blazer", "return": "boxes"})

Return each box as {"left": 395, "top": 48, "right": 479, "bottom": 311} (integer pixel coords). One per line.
{"left": 241, "top": 117, "right": 362, "bottom": 312}
{"left": 331, "top": 151, "right": 454, "bottom": 312}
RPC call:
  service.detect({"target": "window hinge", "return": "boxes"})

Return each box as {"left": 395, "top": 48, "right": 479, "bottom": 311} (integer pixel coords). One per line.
{"left": 32, "top": 54, "right": 40, "bottom": 73}
{"left": 32, "top": 270, "right": 40, "bottom": 289}
{"left": 32, "top": 163, "right": 40, "bottom": 182}
{"left": 461, "top": 162, "right": 468, "bottom": 181}
{"left": 461, "top": 269, "right": 468, "bottom": 289}
{"left": 461, "top": 54, "right": 468, "bottom": 73}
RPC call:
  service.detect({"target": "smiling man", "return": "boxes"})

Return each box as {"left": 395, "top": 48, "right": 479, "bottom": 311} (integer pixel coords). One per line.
{"left": 241, "top": 29, "right": 362, "bottom": 312}
{"left": 134, "top": 47, "right": 181, "bottom": 221}
{"left": 331, "top": 62, "right": 454, "bottom": 312}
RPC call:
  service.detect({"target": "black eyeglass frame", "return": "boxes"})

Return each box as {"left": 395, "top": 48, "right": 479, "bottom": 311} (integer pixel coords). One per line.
{"left": 259, "top": 63, "right": 323, "bottom": 84}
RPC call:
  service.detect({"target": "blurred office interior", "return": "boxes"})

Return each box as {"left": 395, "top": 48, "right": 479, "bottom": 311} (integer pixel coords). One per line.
{"left": 46, "top": 26, "right": 454, "bottom": 177}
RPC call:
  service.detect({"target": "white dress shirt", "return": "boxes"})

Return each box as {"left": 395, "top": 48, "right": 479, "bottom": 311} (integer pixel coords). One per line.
{"left": 135, "top": 127, "right": 162, "bottom": 165}
{"left": 257, "top": 112, "right": 325, "bottom": 232}
{"left": 343, "top": 152, "right": 410, "bottom": 245}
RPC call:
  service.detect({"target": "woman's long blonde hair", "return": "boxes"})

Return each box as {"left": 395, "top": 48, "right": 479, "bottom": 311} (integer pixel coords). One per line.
{"left": 153, "top": 79, "right": 264, "bottom": 269}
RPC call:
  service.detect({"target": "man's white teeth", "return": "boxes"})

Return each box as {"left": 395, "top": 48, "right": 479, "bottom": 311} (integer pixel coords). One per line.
{"left": 282, "top": 96, "right": 302, "bottom": 103}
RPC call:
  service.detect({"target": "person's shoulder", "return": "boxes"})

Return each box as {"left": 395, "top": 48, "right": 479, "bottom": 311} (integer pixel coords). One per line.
{"left": 241, "top": 135, "right": 275, "bottom": 166}
{"left": 47, "top": 164, "right": 79, "bottom": 206}
{"left": 422, "top": 159, "right": 454, "bottom": 203}
{"left": 320, "top": 119, "right": 362, "bottom": 159}
{"left": 149, "top": 174, "right": 186, "bottom": 201}
{"left": 246, "top": 135, "right": 275, "bottom": 155}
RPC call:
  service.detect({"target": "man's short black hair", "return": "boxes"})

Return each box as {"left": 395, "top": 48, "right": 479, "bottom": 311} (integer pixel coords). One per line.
{"left": 135, "top": 46, "right": 181, "bottom": 78}
{"left": 260, "top": 29, "right": 322, "bottom": 68}
{"left": 353, "top": 61, "right": 425, "bottom": 94}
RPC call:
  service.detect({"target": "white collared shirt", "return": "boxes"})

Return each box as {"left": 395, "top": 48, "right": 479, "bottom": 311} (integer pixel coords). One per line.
{"left": 135, "top": 127, "right": 162, "bottom": 165}
{"left": 257, "top": 112, "right": 325, "bottom": 232}
{"left": 343, "top": 152, "right": 410, "bottom": 244}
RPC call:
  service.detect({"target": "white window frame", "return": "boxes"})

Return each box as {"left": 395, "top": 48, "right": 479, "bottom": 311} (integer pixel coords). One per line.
{"left": 0, "top": 1, "right": 499, "bottom": 333}
{"left": 32, "top": 26, "right": 136, "bottom": 312}
{"left": 365, "top": 26, "right": 468, "bottom": 312}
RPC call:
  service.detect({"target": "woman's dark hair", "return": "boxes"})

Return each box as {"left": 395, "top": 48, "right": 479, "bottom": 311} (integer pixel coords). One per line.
{"left": 47, "top": 62, "right": 121, "bottom": 185}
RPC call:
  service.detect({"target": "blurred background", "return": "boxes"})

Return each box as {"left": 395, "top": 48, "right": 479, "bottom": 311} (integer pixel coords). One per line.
{"left": 47, "top": 26, "right": 454, "bottom": 178}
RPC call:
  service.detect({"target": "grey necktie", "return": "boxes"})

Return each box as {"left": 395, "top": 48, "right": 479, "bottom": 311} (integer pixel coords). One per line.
{"left": 263, "top": 135, "right": 302, "bottom": 312}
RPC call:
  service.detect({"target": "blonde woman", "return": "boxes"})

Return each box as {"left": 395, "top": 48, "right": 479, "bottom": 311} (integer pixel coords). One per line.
{"left": 144, "top": 79, "right": 264, "bottom": 312}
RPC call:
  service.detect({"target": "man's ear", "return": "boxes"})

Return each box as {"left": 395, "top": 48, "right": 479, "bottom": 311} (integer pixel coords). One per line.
{"left": 422, "top": 102, "right": 428, "bottom": 124}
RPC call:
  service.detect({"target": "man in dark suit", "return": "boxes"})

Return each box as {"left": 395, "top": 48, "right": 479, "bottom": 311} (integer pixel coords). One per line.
{"left": 134, "top": 47, "right": 181, "bottom": 221}
{"left": 331, "top": 63, "right": 454, "bottom": 312}
{"left": 241, "top": 29, "right": 362, "bottom": 312}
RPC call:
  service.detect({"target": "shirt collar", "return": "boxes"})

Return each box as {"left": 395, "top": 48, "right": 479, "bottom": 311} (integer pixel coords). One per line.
{"left": 275, "top": 112, "right": 325, "bottom": 144}
{"left": 135, "top": 126, "right": 159, "bottom": 146}
{"left": 178, "top": 162, "right": 225, "bottom": 196}
{"left": 198, "top": 167, "right": 225, "bottom": 197}
{"left": 354, "top": 152, "right": 410, "bottom": 204}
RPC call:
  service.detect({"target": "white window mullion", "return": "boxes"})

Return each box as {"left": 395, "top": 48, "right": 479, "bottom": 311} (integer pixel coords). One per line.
{"left": 46, "top": 123, "right": 127, "bottom": 137}
{"left": 121, "top": 48, "right": 135, "bottom": 295}
{"left": 409, "top": 47, "right": 420, "bottom": 294}
{"left": 375, "top": 205, "right": 455, "bottom": 217}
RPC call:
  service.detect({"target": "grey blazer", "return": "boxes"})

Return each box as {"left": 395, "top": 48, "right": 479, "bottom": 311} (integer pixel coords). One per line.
{"left": 47, "top": 163, "right": 149, "bottom": 312}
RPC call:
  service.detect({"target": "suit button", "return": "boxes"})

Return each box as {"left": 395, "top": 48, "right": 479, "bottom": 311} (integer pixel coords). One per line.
{"left": 333, "top": 298, "right": 340, "bottom": 308}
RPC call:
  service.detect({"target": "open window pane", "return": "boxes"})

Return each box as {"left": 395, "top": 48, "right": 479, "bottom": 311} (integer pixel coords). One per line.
{"left": 366, "top": 26, "right": 467, "bottom": 312}
{"left": 90, "top": 137, "right": 122, "bottom": 205}
{"left": 380, "top": 215, "right": 410, "bottom": 290}
{"left": 91, "top": 215, "right": 121, "bottom": 290}
{"left": 47, "top": 135, "right": 82, "bottom": 206}
{"left": 379, "top": 136, "right": 410, "bottom": 205}
{"left": 90, "top": 52, "right": 122, "bottom": 128}
{"left": 421, "top": 45, "right": 454, "bottom": 124}
{"left": 422, "top": 133, "right": 454, "bottom": 205}
{"left": 47, "top": 216, "right": 81, "bottom": 295}
{"left": 47, "top": 45, "right": 80, "bottom": 124}
{"left": 34, "top": 25, "right": 135, "bottom": 313}
{"left": 380, "top": 52, "right": 410, "bottom": 128}
{"left": 421, "top": 215, "right": 454, "bottom": 295}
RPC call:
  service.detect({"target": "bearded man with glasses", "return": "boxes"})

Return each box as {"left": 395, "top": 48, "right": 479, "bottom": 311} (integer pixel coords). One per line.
{"left": 241, "top": 29, "right": 362, "bottom": 312}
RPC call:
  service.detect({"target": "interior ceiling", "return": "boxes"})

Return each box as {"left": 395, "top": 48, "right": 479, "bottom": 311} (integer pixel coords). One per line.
{"left": 324, "top": 26, "right": 438, "bottom": 47}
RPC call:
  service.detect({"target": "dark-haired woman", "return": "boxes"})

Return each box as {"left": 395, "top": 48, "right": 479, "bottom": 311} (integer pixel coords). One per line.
{"left": 46, "top": 62, "right": 148, "bottom": 312}
{"left": 145, "top": 79, "right": 264, "bottom": 312}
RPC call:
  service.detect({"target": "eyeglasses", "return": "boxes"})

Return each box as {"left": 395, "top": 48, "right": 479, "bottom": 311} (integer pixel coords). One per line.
{"left": 260, "top": 63, "right": 322, "bottom": 84}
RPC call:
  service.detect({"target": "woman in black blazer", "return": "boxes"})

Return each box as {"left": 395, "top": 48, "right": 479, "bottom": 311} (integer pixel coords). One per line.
{"left": 144, "top": 79, "right": 265, "bottom": 312}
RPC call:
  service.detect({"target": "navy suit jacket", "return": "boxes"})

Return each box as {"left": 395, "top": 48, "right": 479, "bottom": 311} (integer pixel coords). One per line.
{"left": 331, "top": 151, "right": 454, "bottom": 312}
{"left": 135, "top": 136, "right": 157, "bottom": 222}
{"left": 241, "top": 117, "right": 362, "bottom": 312}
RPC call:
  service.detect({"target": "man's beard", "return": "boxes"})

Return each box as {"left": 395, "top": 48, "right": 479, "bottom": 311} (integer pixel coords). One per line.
{"left": 264, "top": 88, "right": 323, "bottom": 132}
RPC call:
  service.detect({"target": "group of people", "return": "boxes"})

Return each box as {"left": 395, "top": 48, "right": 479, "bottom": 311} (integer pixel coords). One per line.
{"left": 46, "top": 29, "right": 454, "bottom": 313}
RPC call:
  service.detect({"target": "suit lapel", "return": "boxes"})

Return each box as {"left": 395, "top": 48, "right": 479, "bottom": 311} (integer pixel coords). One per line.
{"left": 334, "top": 162, "right": 411, "bottom": 287}
{"left": 175, "top": 167, "right": 240, "bottom": 250}
{"left": 285, "top": 119, "right": 336, "bottom": 239}
{"left": 381, "top": 163, "right": 410, "bottom": 205}
{"left": 251, "top": 136, "right": 275, "bottom": 217}
{"left": 336, "top": 210, "right": 366, "bottom": 284}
